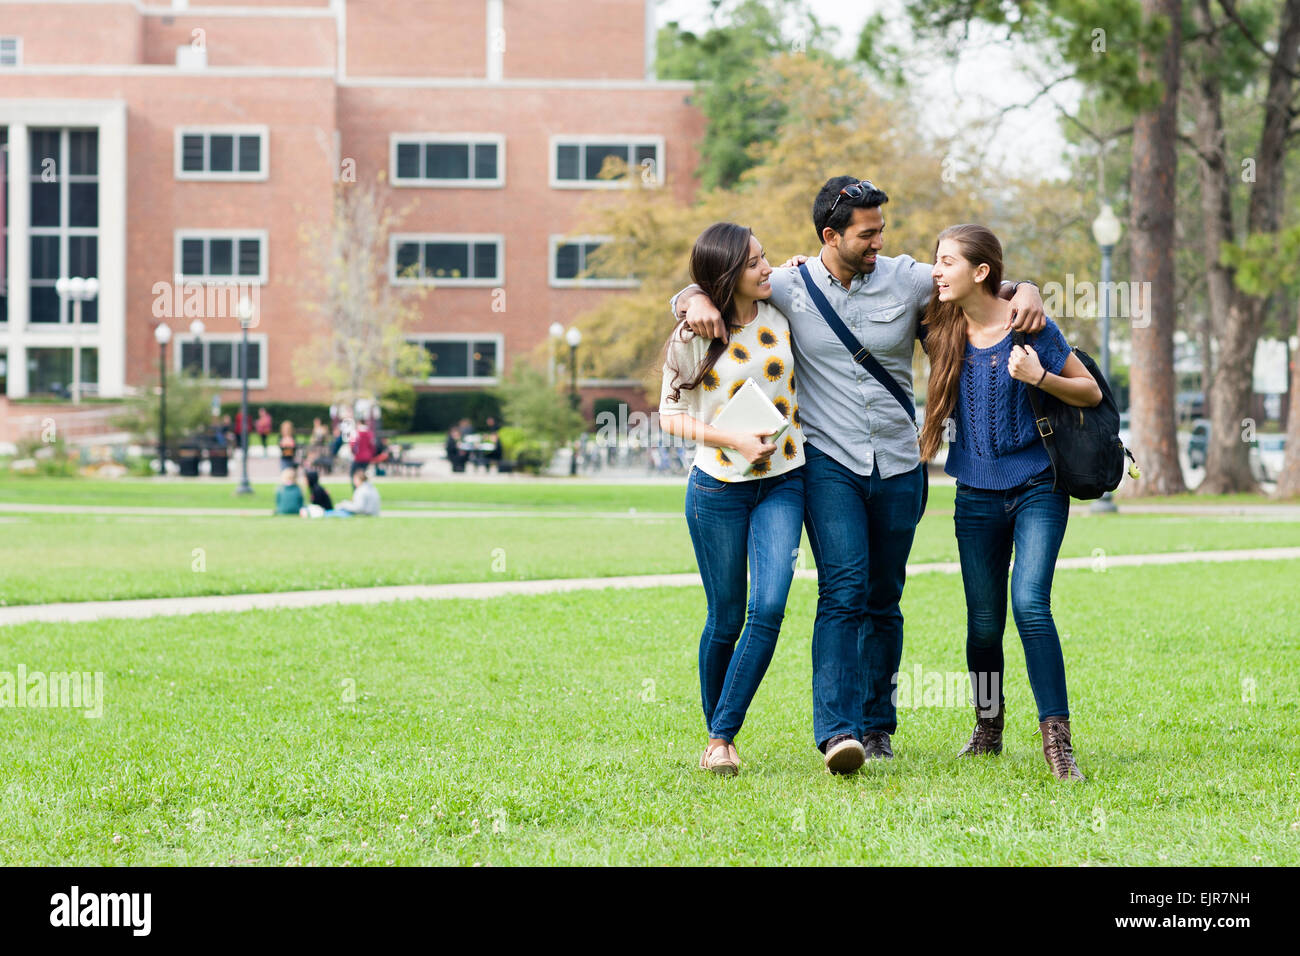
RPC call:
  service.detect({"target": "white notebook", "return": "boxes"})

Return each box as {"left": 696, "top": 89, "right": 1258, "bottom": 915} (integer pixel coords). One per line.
{"left": 711, "top": 378, "right": 790, "bottom": 474}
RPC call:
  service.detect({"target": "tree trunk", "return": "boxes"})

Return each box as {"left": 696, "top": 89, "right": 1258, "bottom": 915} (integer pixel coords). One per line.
{"left": 1200, "top": 0, "right": 1300, "bottom": 493}
{"left": 1126, "top": 0, "right": 1187, "bottom": 496}
{"left": 1276, "top": 301, "right": 1300, "bottom": 499}
{"left": 1188, "top": 0, "right": 1256, "bottom": 491}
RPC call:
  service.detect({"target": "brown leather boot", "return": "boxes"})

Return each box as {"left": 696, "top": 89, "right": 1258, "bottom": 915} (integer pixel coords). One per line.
{"left": 957, "top": 703, "right": 1004, "bottom": 756}
{"left": 1039, "top": 717, "right": 1085, "bottom": 781}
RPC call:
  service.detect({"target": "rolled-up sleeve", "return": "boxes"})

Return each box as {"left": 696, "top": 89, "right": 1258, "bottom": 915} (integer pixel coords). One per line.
{"left": 659, "top": 330, "right": 701, "bottom": 417}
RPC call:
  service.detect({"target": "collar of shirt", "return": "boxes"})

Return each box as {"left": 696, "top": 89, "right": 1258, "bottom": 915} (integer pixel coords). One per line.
{"left": 809, "top": 249, "right": 868, "bottom": 294}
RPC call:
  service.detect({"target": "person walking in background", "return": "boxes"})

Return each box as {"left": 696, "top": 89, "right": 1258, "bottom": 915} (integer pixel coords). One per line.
{"left": 278, "top": 419, "right": 298, "bottom": 470}
{"left": 233, "top": 408, "right": 248, "bottom": 453}
{"left": 255, "top": 407, "right": 273, "bottom": 457}
{"left": 351, "top": 418, "right": 376, "bottom": 474}
{"left": 273, "top": 466, "right": 304, "bottom": 515}
{"left": 921, "top": 224, "right": 1099, "bottom": 782}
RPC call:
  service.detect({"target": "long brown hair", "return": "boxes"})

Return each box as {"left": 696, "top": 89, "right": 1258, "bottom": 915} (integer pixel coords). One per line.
{"left": 918, "top": 224, "right": 1004, "bottom": 462}
{"left": 663, "top": 222, "right": 754, "bottom": 403}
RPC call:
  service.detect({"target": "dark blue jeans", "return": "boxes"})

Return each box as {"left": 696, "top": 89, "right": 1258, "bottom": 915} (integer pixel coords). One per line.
{"left": 953, "top": 469, "right": 1070, "bottom": 720}
{"left": 804, "top": 443, "right": 924, "bottom": 749}
{"left": 685, "top": 465, "right": 805, "bottom": 742}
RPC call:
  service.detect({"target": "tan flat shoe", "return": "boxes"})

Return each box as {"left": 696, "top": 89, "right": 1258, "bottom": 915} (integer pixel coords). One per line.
{"left": 701, "top": 741, "right": 738, "bottom": 776}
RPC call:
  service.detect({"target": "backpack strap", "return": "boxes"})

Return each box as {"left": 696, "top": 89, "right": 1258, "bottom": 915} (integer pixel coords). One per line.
{"left": 797, "top": 262, "right": 915, "bottom": 426}
{"left": 1012, "top": 329, "right": 1058, "bottom": 488}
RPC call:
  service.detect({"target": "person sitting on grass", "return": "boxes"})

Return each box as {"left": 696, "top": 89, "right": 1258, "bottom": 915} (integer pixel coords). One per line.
{"left": 327, "top": 466, "right": 381, "bottom": 517}
{"left": 304, "top": 469, "right": 333, "bottom": 511}
{"left": 273, "top": 466, "right": 304, "bottom": 516}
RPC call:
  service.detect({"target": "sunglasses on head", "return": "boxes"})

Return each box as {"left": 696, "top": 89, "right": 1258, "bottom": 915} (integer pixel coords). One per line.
{"left": 828, "top": 179, "right": 878, "bottom": 216}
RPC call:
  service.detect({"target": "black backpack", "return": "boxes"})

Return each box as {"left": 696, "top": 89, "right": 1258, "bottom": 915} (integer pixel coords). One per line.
{"left": 1013, "top": 331, "right": 1138, "bottom": 500}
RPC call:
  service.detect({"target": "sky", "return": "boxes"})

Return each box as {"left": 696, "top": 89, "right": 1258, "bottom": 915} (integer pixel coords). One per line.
{"left": 654, "top": 0, "right": 1080, "bottom": 182}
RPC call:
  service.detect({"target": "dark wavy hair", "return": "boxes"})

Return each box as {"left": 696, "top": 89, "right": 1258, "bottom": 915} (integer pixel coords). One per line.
{"left": 812, "top": 175, "right": 890, "bottom": 245}
{"left": 663, "top": 221, "right": 755, "bottom": 403}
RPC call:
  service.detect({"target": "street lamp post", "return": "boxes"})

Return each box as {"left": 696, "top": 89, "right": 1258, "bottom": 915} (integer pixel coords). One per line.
{"left": 235, "top": 297, "right": 255, "bottom": 495}
{"left": 55, "top": 276, "right": 100, "bottom": 404}
{"left": 565, "top": 325, "right": 582, "bottom": 476}
{"left": 548, "top": 322, "right": 564, "bottom": 385}
{"left": 154, "top": 322, "right": 172, "bottom": 475}
{"left": 1091, "top": 202, "right": 1123, "bottom": 514}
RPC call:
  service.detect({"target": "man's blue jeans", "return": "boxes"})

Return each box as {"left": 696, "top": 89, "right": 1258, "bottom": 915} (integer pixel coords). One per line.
{"left": 953, "top": 469, "right": 1070, "bottom": 720}
{"left": 684, "top": 465, "right": 804, "bottom": 743}
{"left": 804, "top": 443, "right": 924, "bottom": 749}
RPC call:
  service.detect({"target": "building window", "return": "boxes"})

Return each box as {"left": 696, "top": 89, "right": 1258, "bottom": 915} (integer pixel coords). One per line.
{"left": 391, "top": 134, "right": 504, "bottom": 187}
{"left": 174, "top": 231, "right": 268, "bottom": 283}
{"left": 549, "top": 235, "right": 636, "bottom": 288}
{"left": 177, "top": 334, "right": 266, "bottom": 387}
{"left": 0, "top": 37, "right": 20, "bottom": 67}
{"left": 407, "top": 336, "right": 501, "bottom": 384}
{"left": 390, "top": 235, "right": 503, "bottom": 286}
{"left": 26, "top": 347, "right": 98, "bottom": 397}
{"left": 550, "top": 136, "right": 663, "bottom": 188}
{"left": 29, "top": 128, "right": 99, "bottom": 324}
{"left": 175, "top": 127, "right": 268, "bottom": 181}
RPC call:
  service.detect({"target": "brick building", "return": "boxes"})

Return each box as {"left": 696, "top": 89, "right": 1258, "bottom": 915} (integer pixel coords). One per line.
{"left": 0, "top": 0, "right": 703, "bottom": 415}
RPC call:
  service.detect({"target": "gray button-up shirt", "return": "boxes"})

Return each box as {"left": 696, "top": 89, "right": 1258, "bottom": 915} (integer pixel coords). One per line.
{"left": 672, "top": 250, "right": 934, "bottom": 478}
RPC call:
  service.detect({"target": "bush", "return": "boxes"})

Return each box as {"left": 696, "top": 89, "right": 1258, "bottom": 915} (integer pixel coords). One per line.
{"left": 493, "top": 364, "right": 584, "bottom": 475}
{"left": 410, "top": 391, "right": 503, "bottom": 433}
{"left": 379, "top": 381, "right": 417, "bottom": 434}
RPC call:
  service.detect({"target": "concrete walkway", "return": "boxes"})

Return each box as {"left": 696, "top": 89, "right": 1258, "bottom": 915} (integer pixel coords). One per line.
{"left": 2, "top": 545, "right": 1296, "bottom": 628}
{"left": 1, "top": 501, "right": 1298, "bottom": 520}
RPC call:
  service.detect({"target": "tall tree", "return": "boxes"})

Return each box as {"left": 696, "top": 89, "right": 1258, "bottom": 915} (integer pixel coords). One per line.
{"left": 1128, "top": 0, "right": 1187, "bottom": 494}
{"left": 656, "top": 0, "right": 832, "bottom": 189}
{"left": 293, "top": 174, "right": 430, "bottom": 404}
{"left": 1189, "top": 0, "right": 1300, "bottom": 493}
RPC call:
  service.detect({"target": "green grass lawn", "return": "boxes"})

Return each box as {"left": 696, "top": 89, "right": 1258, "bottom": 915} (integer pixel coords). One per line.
{"left": 1, "top": 559, "right": 1294, "bottom": 865}
{"left": 1, "top": 508, "right": 1298, "bottom": 606}
{"left": 2, "top": 474, "right": 1294, "bottom": 512}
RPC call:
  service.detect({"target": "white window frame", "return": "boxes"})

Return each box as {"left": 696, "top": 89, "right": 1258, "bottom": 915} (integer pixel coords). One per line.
{"left": 548, "top": 235, "right": 637, "bottom": 288}
{"left": 174, "top": 126, "right": 270, "bottom": 182}
{"left": 389, "top": 233, "right": 504, "bottom": 287}
{"left": 175, "top": 332, "right": 268, "bottom": 389}
{"left": 406, "top": 333, "right": 504, "bottom": 386}
{"left": 389, "top": 133, "right": 505, "bottom": 188}
{"left": 0, "top": 37, "right": 20, "bottom": 68}
{"left": 548, "top": 134, "right": 665, "bottom": 190}
{"left": 173, "top": 229, "right": 269, "bottom": 284}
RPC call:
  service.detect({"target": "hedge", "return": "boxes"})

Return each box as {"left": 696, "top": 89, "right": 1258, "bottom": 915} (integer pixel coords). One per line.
{"left": 410, "top": 391, "right": 503, "bottom": 432}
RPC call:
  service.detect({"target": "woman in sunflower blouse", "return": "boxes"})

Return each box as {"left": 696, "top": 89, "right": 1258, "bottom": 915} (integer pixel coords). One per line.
{"left": 659, "top": 222, "right": 805, "bottom": 776}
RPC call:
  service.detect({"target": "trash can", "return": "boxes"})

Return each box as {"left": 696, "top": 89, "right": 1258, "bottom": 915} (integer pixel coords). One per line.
{"left": 178, "top": 442, "right": 202, "bottom": 477}
{"left": 208, "top": 447, "right": 229, "bottom": 477}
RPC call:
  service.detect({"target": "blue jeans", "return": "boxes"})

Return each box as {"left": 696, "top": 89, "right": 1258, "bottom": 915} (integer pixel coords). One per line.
{"left": 953, "top": 469, "right": 1070, "bottom": 720}
{"left": 684, "top": 465, "right": 805, "bottom": 742}
{"left": 804, "top": 443, "right": 924, "bottom": 749}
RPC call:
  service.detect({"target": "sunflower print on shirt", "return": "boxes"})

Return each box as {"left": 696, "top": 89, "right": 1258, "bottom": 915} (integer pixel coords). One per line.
{"left": 757, "top": 326, "right": 778, "bottom": 349}
{"left": 729, "top": 343, "right": 750, "bottom": 363}
{"left": 749, "top": 458, "right": 771, "bottom": 477}
{"left": 773, "top": 396, "right": 790, "bottom": 419}
{"left": 700, "top": 368, "right": 720, "bottom": 391}
{"left": 716, "top": 447, "right": 730, "bottom": 468}
{"left": 763, "top": 357, "right": 784, "bottom": 382}
{"left": 727, "top": 380, "right": 745, "bottom": 401}
{"left": 783, "top": 435, "right": 798, "bottom": 460}
{"left": 792, "top": 404, "right": 801, "bottom": 427}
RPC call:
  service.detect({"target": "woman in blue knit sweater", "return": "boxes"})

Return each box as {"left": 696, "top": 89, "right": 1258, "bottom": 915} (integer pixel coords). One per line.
{"left": 920, "top": 224, "right": 1101, "bottom": 782}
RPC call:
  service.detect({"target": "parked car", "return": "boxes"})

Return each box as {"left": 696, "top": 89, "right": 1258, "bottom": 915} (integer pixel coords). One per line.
{"left": 1186, "top": 420, "right": 1279, "bottom": 481}
{"left": 1256, "top": 433, "right": 1286, "bottom": 483}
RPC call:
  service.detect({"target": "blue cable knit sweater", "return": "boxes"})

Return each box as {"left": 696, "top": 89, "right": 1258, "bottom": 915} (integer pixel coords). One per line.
{"left": 944, "top": 318, "right": 1072, "bottom": 490}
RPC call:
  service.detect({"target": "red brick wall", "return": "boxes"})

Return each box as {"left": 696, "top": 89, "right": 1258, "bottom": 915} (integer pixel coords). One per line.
{"left": 142, "top": 16, "right": 337, "bottom": 69}
{"left": 0, "top": 3, "right": 142, "bottom": 65}
{"left": 503, "top": 0, "right": 647, "bottom": 80}
{"left": 346, "top": 0, "right": 487, "bottom": 78}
